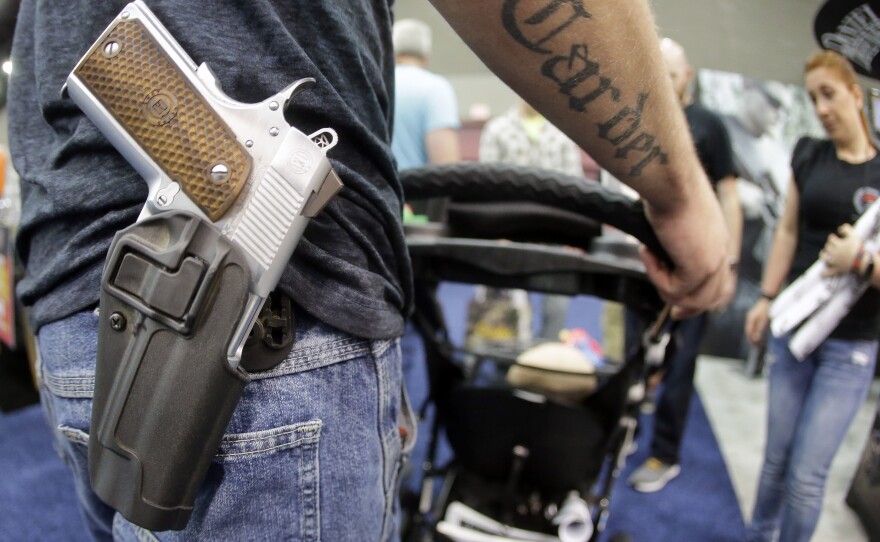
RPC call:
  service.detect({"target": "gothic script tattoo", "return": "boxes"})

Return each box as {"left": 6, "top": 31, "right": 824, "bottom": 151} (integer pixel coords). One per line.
{"left": 502, "top": 0, "right": 668, "bottom": 176}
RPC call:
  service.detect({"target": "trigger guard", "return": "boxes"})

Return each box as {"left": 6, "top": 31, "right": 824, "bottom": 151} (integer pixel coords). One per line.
{"left": 282, "top": 77, "right": 317, "bottom": 116}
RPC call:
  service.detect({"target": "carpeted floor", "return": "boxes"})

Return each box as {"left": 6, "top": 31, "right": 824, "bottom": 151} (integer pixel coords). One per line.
{"left": 0, "top": 405, "right": 90, "bottom": 542}
{"left": 600, "top": 387, "right": 747, "bottom": 541}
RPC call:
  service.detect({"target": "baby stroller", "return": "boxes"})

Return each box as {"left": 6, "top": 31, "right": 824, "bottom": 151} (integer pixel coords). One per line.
{"left": 399, "top": 163, "right": 672, "bottom": 542}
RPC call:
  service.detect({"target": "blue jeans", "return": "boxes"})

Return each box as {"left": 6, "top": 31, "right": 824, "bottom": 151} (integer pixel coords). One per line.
{"left": 651, "top": 313, "right": 709, "bottom": 465}
{"left": 37, "top": 309, "right": 409, "bottom": 541}
{"left": 747, "top": 334, "right": 877, "bottom": 542}
{"left": 622, "top": 309, "right": 708, "bottom": 465}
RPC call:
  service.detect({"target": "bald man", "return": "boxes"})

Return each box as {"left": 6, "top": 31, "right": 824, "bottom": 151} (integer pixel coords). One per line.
{"left": 627, "top": 38, "right": 742, "bottom": 493}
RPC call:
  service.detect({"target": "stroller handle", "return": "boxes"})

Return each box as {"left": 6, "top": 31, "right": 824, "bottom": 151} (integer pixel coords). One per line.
{"left": 399, "top": 162, "right": 669, "bottom": 265}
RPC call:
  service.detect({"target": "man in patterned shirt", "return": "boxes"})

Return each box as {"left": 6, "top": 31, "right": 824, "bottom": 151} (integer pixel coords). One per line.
{"left": 480, "top": 98, "right": 584, "bottom": 177}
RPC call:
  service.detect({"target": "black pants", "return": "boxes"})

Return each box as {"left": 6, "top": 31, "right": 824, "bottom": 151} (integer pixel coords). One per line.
{"left": 625, "top": 309, "right": 709, "bottom": 465}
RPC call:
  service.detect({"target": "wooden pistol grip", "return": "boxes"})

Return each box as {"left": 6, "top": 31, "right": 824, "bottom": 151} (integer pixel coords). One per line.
{"left": 74, "top": 18, "right": 251, "bottom": 221}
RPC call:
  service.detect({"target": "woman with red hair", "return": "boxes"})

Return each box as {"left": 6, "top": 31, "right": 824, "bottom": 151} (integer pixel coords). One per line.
{"left": 745, "top": 50, "right": 880, "bottom": 542}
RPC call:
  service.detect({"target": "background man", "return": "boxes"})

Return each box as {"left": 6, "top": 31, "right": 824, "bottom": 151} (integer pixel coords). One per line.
{"left": 627, "top": 37, "right": 743, "bottom": 493}
{"left": 391, "top": 18, "right": 461, "bottom": 172}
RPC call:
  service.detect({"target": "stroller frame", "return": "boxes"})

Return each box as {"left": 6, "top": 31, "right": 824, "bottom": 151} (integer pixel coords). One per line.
{"left": 400, "top": 164, "right": 670, "bottom": 542}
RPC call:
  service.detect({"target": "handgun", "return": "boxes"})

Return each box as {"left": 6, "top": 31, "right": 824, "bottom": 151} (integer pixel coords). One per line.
{"left": 63, "top": 0, "right": 343, "bottom": 531}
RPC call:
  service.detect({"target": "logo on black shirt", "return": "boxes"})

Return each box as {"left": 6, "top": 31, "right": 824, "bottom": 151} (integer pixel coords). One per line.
{"left": 853, "top": 186, "right": 880, "bottom": 215}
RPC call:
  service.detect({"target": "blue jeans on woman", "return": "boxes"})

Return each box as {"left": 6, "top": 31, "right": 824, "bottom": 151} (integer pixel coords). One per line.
{"left": 746, "top": 333, "right": 877, "bottom": 542}
{"left": 37, "top": 308, "right": 409, "bottom": 541}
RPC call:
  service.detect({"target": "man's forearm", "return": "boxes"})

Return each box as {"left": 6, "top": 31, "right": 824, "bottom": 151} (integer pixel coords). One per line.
{"left": 426, "top": 128, "right": 461, "bottom": 164}
{"left": 432, "top": 0, "right": 732, "bottom": 312}
{"left": 429, "top": 0, "right": 708, "bottom": 210}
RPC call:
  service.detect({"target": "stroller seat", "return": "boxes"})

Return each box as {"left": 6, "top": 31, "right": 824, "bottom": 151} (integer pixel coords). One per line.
{"left": 447, "top": 385, "right": 607, "bottom": 491}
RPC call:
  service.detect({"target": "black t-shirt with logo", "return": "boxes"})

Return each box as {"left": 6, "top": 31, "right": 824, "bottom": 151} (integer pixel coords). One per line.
{"left": 791, "top": 137, "right": 880, "bottom": 340}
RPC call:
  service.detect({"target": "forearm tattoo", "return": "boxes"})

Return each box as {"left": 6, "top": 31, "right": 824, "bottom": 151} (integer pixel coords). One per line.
{"left": 502, "top": 0, "right": 668, "bottom": 176}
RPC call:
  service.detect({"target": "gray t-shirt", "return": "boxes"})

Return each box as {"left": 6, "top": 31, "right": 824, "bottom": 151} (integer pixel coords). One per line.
{"left": 8, "top": 0, "right": 411, "bottom": 339}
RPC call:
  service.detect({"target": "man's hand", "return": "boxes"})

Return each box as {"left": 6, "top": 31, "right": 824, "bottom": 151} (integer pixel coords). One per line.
{"left": 820, "top": 223, "right": 861, "bottom": 277}
{"left": 641, "top": 182, "right": 734, "bottom": 319}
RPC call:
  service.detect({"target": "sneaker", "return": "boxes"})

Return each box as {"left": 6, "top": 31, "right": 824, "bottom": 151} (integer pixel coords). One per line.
{"left": 627, "top": 457, "right": 681, "bottom": 493}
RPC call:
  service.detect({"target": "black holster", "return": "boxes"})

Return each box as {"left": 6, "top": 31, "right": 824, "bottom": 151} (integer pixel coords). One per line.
{"left": 90, "top": 211, "right": 253, "bottom": 531}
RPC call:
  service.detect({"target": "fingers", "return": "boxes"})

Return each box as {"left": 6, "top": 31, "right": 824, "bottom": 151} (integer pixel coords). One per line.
{"left": 821, "top": 224, "right": 862, "bottom": 275}
{"left": 671, "top": 305, "right": 700, "bottom": 320}
{"left": 744, "top": 315, "right": 758, "bottom": 345}
{"left": 641, "top": 248, "right": 699, "bottom": 319}
{"left": 746, "top": 323, "right": 764, "bottom": 346}
{"left": 640, "top": 245, "right": 730, "bottom": 316}
{"left": 682, "top": 271, "right": 736, "bottom": 318}
{"left": 744, "top": 309, "right": 768, "bottom": 346}
{"left": 677, "top": 261, "right": 729, "bottom": 312}
{"left": 641, "top": 189, "right": 731, "bottom": 317}
{"left": 639, "top": 245, "right": 673, "bottom": 294}
{"left": 749, "top": 316, "right": 765, "bottom": 345}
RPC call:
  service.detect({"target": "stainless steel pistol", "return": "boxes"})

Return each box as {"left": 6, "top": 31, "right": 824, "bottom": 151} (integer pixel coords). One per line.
{"left": 63, "top": 0, "right": 343, "bottom": 530}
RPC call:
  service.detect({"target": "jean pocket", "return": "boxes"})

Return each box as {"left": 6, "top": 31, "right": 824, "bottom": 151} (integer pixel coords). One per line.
{"left": 139, "top": 421, "right": 324, "bottom": 542}
{"left": 217, "top": 421, "right": 322, "bottom": 462}
{"left": 56, "top": 423, "right": 90, "bottom": 476}
{"left": 58, "top": 424, "right": 89, "bottom": 447}
{"left": 42, "top": 370, "right": 94, "bottom": 464}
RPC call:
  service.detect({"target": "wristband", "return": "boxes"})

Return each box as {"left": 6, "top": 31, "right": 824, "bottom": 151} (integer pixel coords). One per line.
{"left": 852, "top": 244, "right": 866, "bottom": 274}
{"left": 760, "top": 291, "right": 777, "bottom": 301}
{"left": 863, "top": 253, "right": 875, "bottom": 281}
